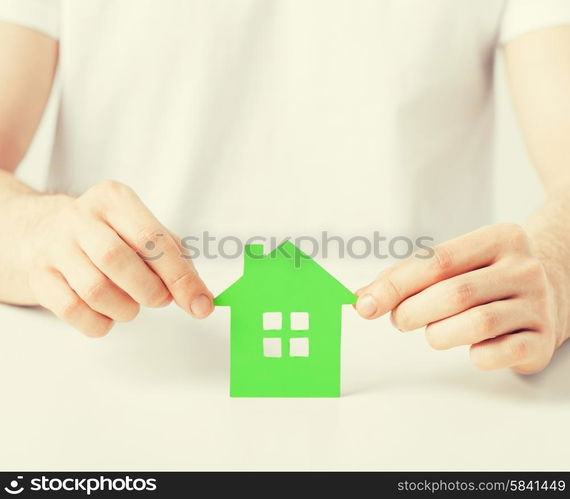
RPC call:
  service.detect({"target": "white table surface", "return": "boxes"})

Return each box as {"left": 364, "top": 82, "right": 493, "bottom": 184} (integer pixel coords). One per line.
{"left": 1, "top": 260, "right": 569, "bottom": 471}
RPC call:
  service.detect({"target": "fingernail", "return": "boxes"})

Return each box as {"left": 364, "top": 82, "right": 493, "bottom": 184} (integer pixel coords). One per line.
{"left": 190, "top": 294, "right": 213, "bottom": 319}
{"left": 356, "top": 294, "right": 377, "bottom": 318}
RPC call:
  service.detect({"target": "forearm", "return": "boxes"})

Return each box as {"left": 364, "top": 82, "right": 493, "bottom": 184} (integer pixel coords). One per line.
{"left": 0, "top": 169, "right": 69, "bottom": 305}
{"left": 526, "top": 190, "right": 570, "bottom": 348}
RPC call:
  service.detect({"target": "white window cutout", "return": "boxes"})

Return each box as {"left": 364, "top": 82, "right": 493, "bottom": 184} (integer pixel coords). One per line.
{"left": 290, "top": 312, "right": 309, "bottom": 330}
{"left": 289, "top": 337, "right": 309, "bottom": 357}
{"left": 263, "top": 337, "right": 282, "bottom": 357}
{"left": 263, "top": 312, "right": 282, "bottom": 330}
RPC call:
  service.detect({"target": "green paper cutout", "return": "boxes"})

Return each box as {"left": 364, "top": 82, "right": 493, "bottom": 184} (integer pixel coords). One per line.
{"left": 215, "top": 241, "right": 356, "bottom": 397}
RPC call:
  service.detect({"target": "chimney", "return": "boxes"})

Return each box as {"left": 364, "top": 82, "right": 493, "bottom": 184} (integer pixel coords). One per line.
{"left": 244, "top": 244, "right": 265, "bottom": 273}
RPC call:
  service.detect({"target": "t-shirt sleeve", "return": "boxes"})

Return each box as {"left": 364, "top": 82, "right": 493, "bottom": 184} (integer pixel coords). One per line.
{"left": 500, "top": 0, "right": 570, "bottom": 44}
{"left": 0, "top": 0, "right": 60, "bottom": 39}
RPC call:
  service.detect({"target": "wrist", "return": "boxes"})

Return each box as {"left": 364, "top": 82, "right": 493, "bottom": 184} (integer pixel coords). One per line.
{"left": 539, "top": 256, "right": 570, "bottom": 348}
{"left": 18, "top": 193, "right": 75, "bottom": 271}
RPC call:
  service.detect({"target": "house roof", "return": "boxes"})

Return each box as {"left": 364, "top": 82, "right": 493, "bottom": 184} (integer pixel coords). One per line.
{"left": 214, "top": 241, "right": 356, "bottom": 306}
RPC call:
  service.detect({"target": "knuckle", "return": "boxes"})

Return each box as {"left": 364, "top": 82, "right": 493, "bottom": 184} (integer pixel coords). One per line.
{"left": 507, "top": 336, "right": 529, "bottom": 362}
{"left": 383, "top": 273, "right": 404, "bottom": 304}
{"left": 59, "top": 200, "right": 83, "bottom": 224}
{"left": 502, "top": 223, "right": 529, "bottom": 250}
{"left": 522, "top": 338, "right": 553, "bottom": 374}
{"left": 451, "top": 281, "right": 474, "bottom": 307}
{"left": 96, "top": 179, "right": 135, "bottom": 198}
{"left": 99, "top": 244, "right": 125, "bottom": 266}
{"left": 81, "top": 277, "right": 110, "bottom": 303}
{"left": 518, "top": 258, "right": 546, "bottom": 283}
{"left": 169, "top": 268, "right": 199, "bottom": 290}
{"left": 78, "top": 181, "right": 131, "bottom": 211}
{"left": 531, "top": 297, "right": 550, "bottom": 326}
{"left": 532, "top": 299, "right": 547, "bottom": 320}
{"left": 133, "top": 227, "right": 164, "bottom": 253}
{"left": 430, "top": 246, "right": 454, "bottom": 278}
{"left": 74, "top": 192, "right": 96, "bottom": 213}
{"left": 474, "top": 307, "right": 498, "bottom": 335}
{"left": 145, "top": 286, "right": 172, "bottom": 308}
{"left": 59, "top": 294, "right": 83, "bottom": 321}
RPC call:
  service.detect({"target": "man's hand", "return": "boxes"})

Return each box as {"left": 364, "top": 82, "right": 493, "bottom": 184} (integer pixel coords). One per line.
{"left": 355, "top": 224, "right": 563, "bottom": 374}
{"left": 0, "top": 24, "right": 213, "bottom": 335}
{"left": 24, "top": 180, "right": 214, "bottom": 337}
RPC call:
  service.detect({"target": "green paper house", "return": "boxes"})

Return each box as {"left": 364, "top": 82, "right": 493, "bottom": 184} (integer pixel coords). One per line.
{"left": 215, "top": 241, "right": 356, "bottom": 397}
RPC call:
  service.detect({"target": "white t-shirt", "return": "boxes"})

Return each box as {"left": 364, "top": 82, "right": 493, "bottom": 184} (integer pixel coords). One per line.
{"left": 1, "top": 0, "right": 570, "bottom": 245}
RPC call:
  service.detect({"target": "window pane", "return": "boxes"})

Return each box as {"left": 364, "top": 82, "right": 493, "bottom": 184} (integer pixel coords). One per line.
{"left": 290, "top": 337, "right": 309, "bottom": 357}
{"left": 291, "top": 312, "right": 309, "bottom": 330}
{"left": 263, "top": 312, "right": 282, "bottom": 330}
{"left": 263, "top": 338, "right": 282, "bottom": 358}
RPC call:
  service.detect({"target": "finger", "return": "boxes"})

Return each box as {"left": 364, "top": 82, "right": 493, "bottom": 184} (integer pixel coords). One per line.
{"left": 469, "top": 331, "right": 551, "bottom": 373}
{"left": 56, "top": 247, "right": 140, "bottom": 322}
{"left": 131, "top": 229, "right": 212, "bottom": 318}
{"left": 76, "top": 219, "right": 172, "bottom": 309}
{"left": 164, "top": 232, "right": 215, "bottom": 317}
{"left": 355, "top": 224, "right": 529, "bottom": 319}
{"left": 29, "top": 268, "right": 114, "bottom": 338}
{"left": 424, "top": 299, "right": 540, "bottom": 350}
{"left": 92, "top": 184, "right": 213, "bottom": 318}
{"left": 391, "top": 263, "right": 519, "bottom": 331}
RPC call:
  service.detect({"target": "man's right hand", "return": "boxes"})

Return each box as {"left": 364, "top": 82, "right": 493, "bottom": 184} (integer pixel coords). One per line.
{"left": 25, "top": 180, "right": 214, "bottom": 337}
{"left": 0, "top": 24, "right": 212, "bottom": 336}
